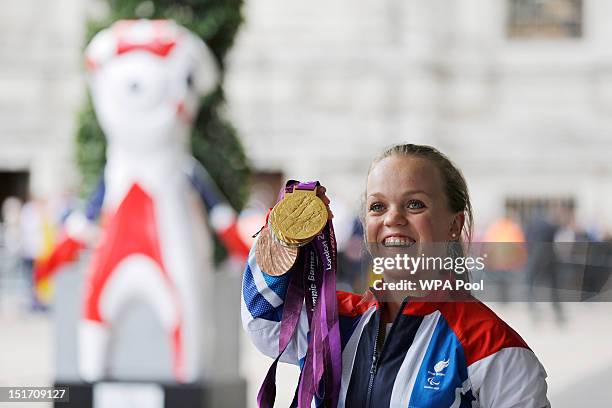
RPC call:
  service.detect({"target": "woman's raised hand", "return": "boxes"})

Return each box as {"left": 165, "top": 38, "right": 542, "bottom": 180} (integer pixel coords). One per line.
{"left": 316, "top": 186, "right": 334, "bottom": 221}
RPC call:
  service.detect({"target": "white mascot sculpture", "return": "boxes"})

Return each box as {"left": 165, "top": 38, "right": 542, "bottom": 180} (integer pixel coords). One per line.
{"left": 36, "top": 19, "right": 249, "bottom": 384}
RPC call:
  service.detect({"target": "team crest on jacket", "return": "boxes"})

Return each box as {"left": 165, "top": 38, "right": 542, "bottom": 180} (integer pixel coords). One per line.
{"left": 425, "top": 358, "right": 450, "bottom": 389}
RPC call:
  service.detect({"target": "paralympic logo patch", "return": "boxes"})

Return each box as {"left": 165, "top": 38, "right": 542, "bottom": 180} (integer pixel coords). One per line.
{"left": 424, "top": 358, "right": 450, "bottom": 390}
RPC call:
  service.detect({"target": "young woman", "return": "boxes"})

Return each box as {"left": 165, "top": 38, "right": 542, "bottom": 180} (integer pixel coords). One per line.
{"left": 242, "top": 144, "right": 550, "bottom": 407}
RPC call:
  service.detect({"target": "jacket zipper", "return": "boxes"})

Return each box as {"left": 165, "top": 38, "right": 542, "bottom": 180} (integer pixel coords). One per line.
{"left": 365, "top": 298, "right": 410, "bottom": 408}
{"left": 365, "top": 318, "right": 381, "bottom": 408}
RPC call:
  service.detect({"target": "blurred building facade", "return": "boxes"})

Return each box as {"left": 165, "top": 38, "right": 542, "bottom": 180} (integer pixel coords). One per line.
{"left": 0, "top": 0, "right": 89, "bottom": 206}
{"left": 1, "top": 0, "right": 611, "bottom": 234}
{"left": 225, "top": 0, "right": 612, "bottom": 235}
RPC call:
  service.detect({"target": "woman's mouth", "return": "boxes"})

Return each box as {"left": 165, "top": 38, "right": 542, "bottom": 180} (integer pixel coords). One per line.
{"left": 382, "top": 236, "right": 416, "bottom": 247}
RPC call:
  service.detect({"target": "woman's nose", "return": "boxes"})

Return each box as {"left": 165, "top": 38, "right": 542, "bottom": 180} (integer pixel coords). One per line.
{"left": 383, "top": 206, "right": 407, "bottom": 227}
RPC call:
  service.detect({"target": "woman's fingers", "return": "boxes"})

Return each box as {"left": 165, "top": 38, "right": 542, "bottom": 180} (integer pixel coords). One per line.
{"left": 316, "top": 186, "right": 329, "bottom": 203}
{"left": 316, "top": 186, "right": 334, "bottom": 219}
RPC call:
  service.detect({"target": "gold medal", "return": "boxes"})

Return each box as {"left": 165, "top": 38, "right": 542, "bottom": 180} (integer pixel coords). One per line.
{"left": 269, "top": 187, "right": 328, "bottom": 246}
{"left": 269, "top": 227, "right": 302, "bottom": 247}
{"left": 255, "top": 226, "right": 299, "bottom": 276}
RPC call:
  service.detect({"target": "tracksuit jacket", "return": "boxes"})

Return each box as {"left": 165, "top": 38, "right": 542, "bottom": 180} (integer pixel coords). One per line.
{"left": 242, "top": 239, "right": 550, "bottom": 407}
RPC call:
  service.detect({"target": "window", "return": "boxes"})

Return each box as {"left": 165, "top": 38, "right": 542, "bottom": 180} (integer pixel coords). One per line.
{"left": 505, "top": 197, "right": 575, "bottom": 225}
{"left": 507, "top": 0, "right": 583, "bottom": 39}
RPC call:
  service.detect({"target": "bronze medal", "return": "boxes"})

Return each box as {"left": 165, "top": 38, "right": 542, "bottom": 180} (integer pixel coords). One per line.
{"left": 255, "top": 226, "right": 299, "bottom": 276}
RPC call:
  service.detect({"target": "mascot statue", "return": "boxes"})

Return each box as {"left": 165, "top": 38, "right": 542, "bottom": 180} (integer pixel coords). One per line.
{"left": 35, "top": 20, "right": 249, "bottom": 386}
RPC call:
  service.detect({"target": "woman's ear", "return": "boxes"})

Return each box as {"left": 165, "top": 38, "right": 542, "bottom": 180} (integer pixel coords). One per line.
{"left": 449, "top": 212, "right": 465, "bottom": 240}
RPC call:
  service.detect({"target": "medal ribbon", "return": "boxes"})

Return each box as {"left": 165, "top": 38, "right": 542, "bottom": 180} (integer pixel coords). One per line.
{"left": 257, "top": 181, "right": 342, "bottom": 408}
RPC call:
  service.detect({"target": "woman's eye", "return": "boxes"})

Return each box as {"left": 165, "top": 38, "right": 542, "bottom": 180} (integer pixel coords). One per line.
{"left": 369, "top": 203, "right": 385, "bottom": 212}
{"left": 407, "top": 200, "right": 425, "bottom": 210}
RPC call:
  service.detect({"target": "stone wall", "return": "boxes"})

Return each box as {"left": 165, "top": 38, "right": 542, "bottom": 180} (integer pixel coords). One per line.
{"left": 2, "top": 0, "right": 611, "bottom": 231}
{"left": 225, "top": 0, "right": 612, "bottom": 234}
{"left": 0, "top": 0, "right": 86, "bottom": 198}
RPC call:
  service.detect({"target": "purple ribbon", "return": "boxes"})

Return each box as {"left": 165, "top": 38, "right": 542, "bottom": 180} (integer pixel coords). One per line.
{"left": 256, "top": 248, "right": 304, "bottom": 407}
{"left": 257, "top": 181, "right": 342, "bottom": 408}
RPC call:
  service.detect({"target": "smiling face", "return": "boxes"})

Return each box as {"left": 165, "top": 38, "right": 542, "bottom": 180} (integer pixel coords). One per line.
{"left": 365, "top": 154, "right": 464, "bottom": 252}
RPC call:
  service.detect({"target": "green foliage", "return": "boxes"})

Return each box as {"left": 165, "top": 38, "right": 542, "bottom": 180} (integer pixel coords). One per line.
{"left": 77, "top": 0, "right": 249, "bottom": 210}
{"left": 76, "top": 97, "right": 107, "bottom": 199}
{"left": 76, "top": 0, "right": 249, "bottom": 262}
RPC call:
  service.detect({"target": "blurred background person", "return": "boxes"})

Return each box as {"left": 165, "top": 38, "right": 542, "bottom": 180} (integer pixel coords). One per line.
{"left": 18, "top": 196, "right": 54, "bottom": 312}
{"left": 523, "top": 200, "right": 564, "bottom": 324}
{"left": 1, "top": 197, "right": 23, "bottom": 311}
{"left": 482, "top": 207, "right": 527, "bottom": 303}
